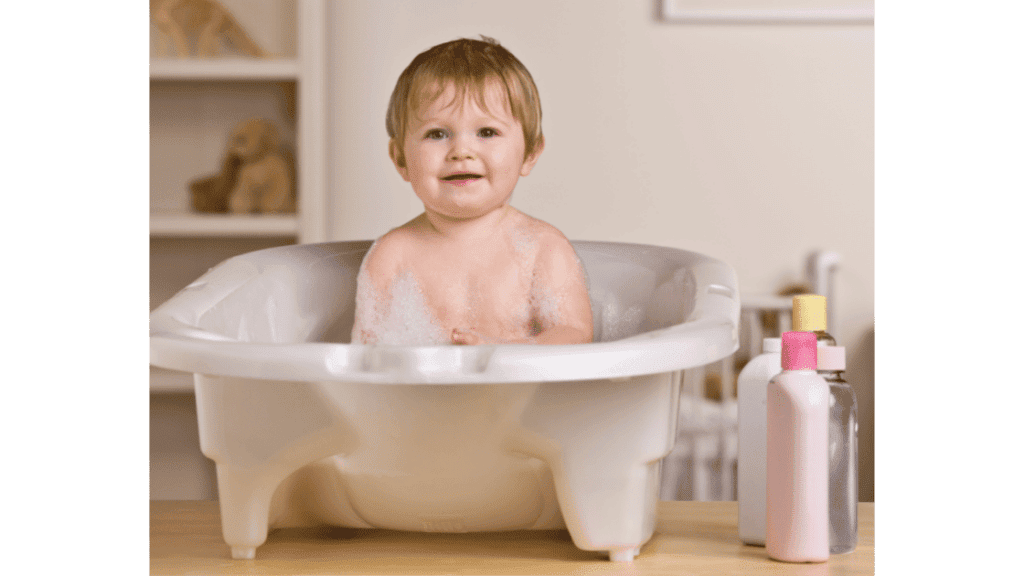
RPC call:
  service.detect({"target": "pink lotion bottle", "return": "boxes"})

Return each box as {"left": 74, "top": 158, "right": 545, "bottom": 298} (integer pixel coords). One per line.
{"left": 766, "top": 331, "right": 830, "bottom": 563}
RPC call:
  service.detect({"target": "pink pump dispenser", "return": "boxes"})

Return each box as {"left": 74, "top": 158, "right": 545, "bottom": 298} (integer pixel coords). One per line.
{"left": 766, "top": 332, "right": 830, "bottom": 563}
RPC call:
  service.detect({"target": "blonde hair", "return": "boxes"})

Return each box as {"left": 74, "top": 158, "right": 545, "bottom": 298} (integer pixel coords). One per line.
{"left": 386, "top": 36, "right": 543, "bottom": 168}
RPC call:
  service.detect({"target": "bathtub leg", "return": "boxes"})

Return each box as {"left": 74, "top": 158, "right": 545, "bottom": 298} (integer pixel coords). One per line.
{"left": 195, "top": 377, "right": 360, "bottom": 559}
{"left": 511, "top": 375, "right": 676, "bottom": 561}
{"left": 609, "top": 546, "right": 640, "bottom": 562}
{"left": 214, "top": 465, "right": 277, "bottom": 560}
{"left": 549, "top": 458, "right": 659, "bottom": 562}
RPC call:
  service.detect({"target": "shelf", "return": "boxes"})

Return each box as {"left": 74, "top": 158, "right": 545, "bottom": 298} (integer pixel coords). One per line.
{"left": 150, "top": 58, "right": 300, "bottom": 81}
{"left": 151, "top": 213, "right": 300, "bottom": 237}
{"left": 151, "top": 366, "right": 194, "bottom": 394}
{"left": 739, "top": 294, "right": 794, "bottom": 311}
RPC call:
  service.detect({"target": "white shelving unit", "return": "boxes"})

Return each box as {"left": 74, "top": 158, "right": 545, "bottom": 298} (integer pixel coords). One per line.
{"left": 150, "top": 57, "right": 301, "bottom": 80}
{"left": 150, "top": 0, "right": 328, "bottom": 394}
{"left": 149, "top": 0, "right": 327, "bottom": 245}
{"left": 150, "top": 213, "right": 301, "bottom": 237}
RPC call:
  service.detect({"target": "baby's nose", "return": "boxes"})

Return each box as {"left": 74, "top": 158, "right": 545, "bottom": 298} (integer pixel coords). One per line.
{"left": 448, "top": 148, "right": 476, "bottom": 161}
{"left": 448, "top": 137, "right": 476, "bottom": 161}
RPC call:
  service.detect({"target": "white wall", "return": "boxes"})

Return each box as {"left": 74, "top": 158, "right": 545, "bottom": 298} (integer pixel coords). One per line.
{"left": 324, "top": 1, "right": 873, "bottom": 499}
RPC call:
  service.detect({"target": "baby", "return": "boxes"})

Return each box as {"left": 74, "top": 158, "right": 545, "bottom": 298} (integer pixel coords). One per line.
{"left": 351, "top": 36, "right": 593, "bottom": 346}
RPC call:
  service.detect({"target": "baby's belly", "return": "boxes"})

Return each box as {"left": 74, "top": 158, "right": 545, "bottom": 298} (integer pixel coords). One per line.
{"left": 369, "top": 270, "right": 533, "bottom": 345}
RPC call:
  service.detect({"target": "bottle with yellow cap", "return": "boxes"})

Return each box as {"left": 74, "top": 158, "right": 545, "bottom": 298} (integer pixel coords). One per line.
{"left": 792, "top": 294, "right": 836, "bottom": 347}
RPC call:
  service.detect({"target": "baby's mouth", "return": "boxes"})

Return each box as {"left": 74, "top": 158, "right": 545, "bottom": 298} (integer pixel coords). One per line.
{"left": 441, "top": 173, "right": 483, "bottom": 182}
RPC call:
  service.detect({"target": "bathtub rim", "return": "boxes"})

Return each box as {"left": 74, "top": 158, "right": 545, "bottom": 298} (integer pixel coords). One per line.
{"left": 150, "top": 239, "right": 740, "bottom": 384}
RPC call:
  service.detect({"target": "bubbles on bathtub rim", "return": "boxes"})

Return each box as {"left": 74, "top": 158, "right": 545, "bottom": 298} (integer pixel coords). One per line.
{"left": 601, "top": 299, "right": 645, "bottom": 341}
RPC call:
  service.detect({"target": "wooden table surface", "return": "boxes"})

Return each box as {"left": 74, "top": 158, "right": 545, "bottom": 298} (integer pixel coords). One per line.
{"left": 151, "top": 500, "right": 874, "bottom": 575}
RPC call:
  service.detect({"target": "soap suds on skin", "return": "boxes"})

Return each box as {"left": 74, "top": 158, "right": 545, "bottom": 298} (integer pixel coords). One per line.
{"left": 510, "top": 227, "right": 535, "bottom": 260}
{"left": 355, "top": 264, "right": 561, "bottom": 345}
{"left": 528, "top": 280, "right": 563, "bottom": 334}
{"left": 352, "top": 241, "right": 448, "bottom": 346}
{"left": 379, "top": 271, "right": 449, "bottom": 345}
{"left": 352, "top": 223, "right": 590, "bottom": 346}
{"left": 353, "top": 267, "right": 448, "bottom": 346}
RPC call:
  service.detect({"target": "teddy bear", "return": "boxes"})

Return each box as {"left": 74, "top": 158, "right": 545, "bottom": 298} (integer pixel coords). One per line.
{"left": 189, "top": 118, "right": 296, "bottom": 214}
{"left": 152, "top": 0, "right": 266, "bottom": 59}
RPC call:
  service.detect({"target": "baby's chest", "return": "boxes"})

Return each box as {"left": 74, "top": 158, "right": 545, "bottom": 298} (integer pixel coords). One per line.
{"left": 413, "top": 259, "right": 533, "bottom": 317}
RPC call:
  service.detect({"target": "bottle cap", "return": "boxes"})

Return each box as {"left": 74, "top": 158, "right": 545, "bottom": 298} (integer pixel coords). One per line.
{"left": 781, "top": 331, "right": 817, "bottom": 371}
{"left": 793, "top": 294, "right": 828, "bottom": 332}
{"left": 817, "top": 346, "right": 846, "bottom": 370}
{"left": 762, "top": 337, "right": 782, "bottom": 354}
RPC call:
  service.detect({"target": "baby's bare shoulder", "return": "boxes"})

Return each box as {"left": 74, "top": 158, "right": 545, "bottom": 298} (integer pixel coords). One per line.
{"left": 513, "top": 213, "right": 576, "bottom": 259}
{"left": 362, "top": 225, "right": 423, "bottom": 279}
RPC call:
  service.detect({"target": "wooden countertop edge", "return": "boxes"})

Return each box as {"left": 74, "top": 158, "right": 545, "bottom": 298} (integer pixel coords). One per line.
{"left": 151, "top": 500, "right": 875, "bottom": 575}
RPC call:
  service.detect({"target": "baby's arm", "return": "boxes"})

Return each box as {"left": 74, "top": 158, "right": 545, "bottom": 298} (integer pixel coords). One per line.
{"left": 350, "top": 237, "right": 400, "bottom": 344}
{"left": 526, "top": 232, "right": 594, "bottom": 345}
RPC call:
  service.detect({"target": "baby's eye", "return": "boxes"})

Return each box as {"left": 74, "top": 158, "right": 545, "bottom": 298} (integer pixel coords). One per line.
{"left": 424, "top": 129, "right": 448, "bottom": 140}
{"left": 478, "top": 127, "right": 499, "bottom": 138}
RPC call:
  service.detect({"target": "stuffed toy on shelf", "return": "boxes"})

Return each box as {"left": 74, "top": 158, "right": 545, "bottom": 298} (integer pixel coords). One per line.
{"left": 189, "top": 118, "right": 296, "bottom": 214}
{"left": 152, "top": 0, "right": 266, "bottom": 59}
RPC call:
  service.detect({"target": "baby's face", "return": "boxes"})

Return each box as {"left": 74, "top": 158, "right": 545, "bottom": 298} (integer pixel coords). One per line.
{"left": 392, "top": 81, "right": 541, "bottom": 222}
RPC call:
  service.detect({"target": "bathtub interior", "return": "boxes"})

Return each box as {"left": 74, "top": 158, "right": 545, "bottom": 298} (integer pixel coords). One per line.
{"left": 154, "top": 240, "right": 706, "bottom": 346}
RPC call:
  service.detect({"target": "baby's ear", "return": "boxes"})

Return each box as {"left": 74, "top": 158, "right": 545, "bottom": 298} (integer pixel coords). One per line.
{"left": 520, "top": 137, "right": 545, "bottom": 177}
{"left": 388, "top": 139, "right": 410, "bottom": 181}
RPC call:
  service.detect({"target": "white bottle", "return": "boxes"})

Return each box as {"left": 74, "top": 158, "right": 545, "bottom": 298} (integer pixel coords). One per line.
{"left": 766, "top": 331, "right": 829, "bottom": 563}
{"left": 737, "top": 337, "right": 782, "bottom": 546}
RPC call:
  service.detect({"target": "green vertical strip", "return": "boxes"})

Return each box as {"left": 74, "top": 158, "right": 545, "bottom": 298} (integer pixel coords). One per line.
{"left": 4, "top": 2, "right": 148, "bottom": 569}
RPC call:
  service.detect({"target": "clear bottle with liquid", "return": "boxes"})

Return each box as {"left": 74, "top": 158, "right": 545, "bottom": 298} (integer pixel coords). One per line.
{"left": 737, "top": 337, "right": 782, "bottom": 546}
{"left": 819, "top": 345, "right": 859, "bottom": 554}
{"left": 792, "top": 294, "right": 836, "bottom": 347}
{"left": 766, "top": 331, "right": 829, "bottom": 563}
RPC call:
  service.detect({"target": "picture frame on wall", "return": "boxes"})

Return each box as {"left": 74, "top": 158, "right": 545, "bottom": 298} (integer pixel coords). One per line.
{"left": 660, "top": 0, "right": 874, "bottom": 24}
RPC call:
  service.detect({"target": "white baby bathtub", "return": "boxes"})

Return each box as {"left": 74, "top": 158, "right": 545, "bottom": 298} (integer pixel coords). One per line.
{"left": 149, "top": 240, "right": 739, "bottom": 562}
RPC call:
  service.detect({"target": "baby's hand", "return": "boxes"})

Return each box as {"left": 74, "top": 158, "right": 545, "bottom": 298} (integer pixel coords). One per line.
{"left": 451, "top": 328, "right": 483, "bottom": 345}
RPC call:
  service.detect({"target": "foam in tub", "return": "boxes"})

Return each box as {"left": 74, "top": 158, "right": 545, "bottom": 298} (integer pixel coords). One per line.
{"left": 149, "top": 240, "right": 739, "bottom": 562}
